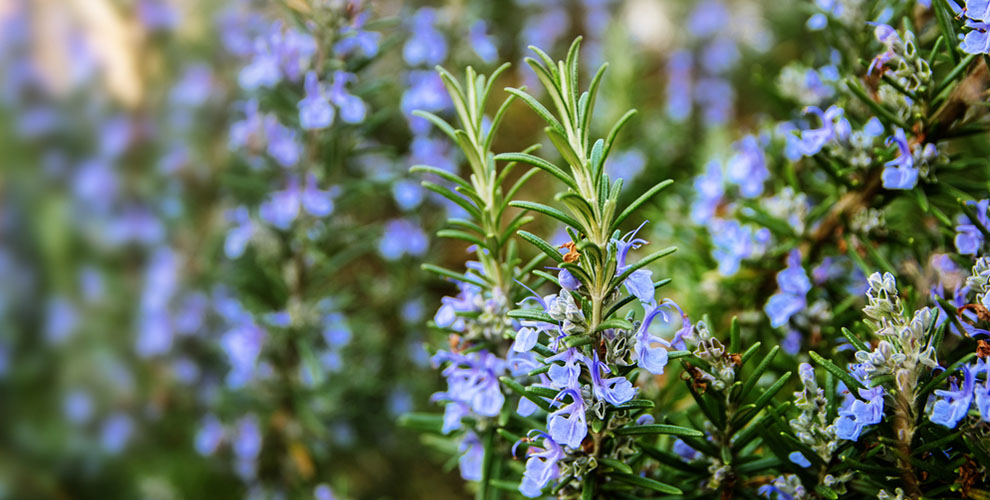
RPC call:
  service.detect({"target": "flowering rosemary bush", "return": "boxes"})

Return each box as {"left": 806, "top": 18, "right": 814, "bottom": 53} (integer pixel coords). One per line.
{"left": 3, "top": 0, "right": 990, "bottom": 498}
{"left": 408, "top": 1, "right": 990, "bottom": 498}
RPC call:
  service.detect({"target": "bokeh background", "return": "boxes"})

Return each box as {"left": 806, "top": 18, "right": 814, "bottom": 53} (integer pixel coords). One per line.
{"left": 0, "top": 0, "right": 866, "bottom": 498}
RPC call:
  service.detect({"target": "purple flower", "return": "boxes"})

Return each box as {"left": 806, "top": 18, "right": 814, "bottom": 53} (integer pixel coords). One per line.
{"left": 930, "top": 364, "right": 975, "bottom": 428}
{"left": 955, "top": 199, "right": 989, "bottom": 255}
{"left": 764, "top": 250, "right": 811, "bottom": 328}
{"left": 673, "top": 439, "right": 702, "bottom": 461}
{"left": 379, "top": 219, "right": 428, "bottom": 260}
{"left": 695, "top": 77, "right": 734, "bottom": 126}
{"left": 431, "top": 350, "right": 506, "bottom": 426}
{"left": 458, "top": 431, "right": 484, "bottom": 480}
{"left": 225, "top": 206, "right": 253, "bottom": 259}
{"left": 548, "top": 388, "right": 587, "bottom": 448}
{"left": 558, "top": 268, "right": 581, "bottom": 291}
{"left": 264, "top": 117, "right": 301, "bottom": 167}
{"left": 100, "top": 412, "right": 135, "bottom": 454}
{"left": 221, "top": 320, "right": 265, "bottom": 388}
{"left": 402, "top": 71, "right": 451, "bottom": 134}
{"left": 961, "top": 20, "right": 990, "bottom": 55}
{"left": 700, "top": 37, "right": 739, "bottom": 74}
{"left": 606, "top": 149, "right": 646, "bottom": 182}
{"left": 835, "top": 386, "right": 884, "bottom": 441}
{"left": 586, "top": 351, "right": 637, "bottom": 405}
{"left": 63, "top": 390, "right": 94, "bottom": 424}
{"left": 974, "top": 359, "right": 990, "bottom": 421}
{"left": 136, "top": 247, "right": 179, "bottom": 358}
{"left": 298, "top": 71, "right": 334, "bottom": 130}
{"left": 798, "top": 105, "right": 850, "bottom": 156}
{"left": 687, "top": 0, "right": 728, "bottom": 37}
{"left": 434, "top": 278, "right": 483, "bottom": 332}
{"left": 868, "top": 23, "right": 902, "bottom": 75}
{"left": 881, "top": 128, "right": 919, "bottom": 190}
{"left": 710, "top": 219, "right": 771, "bottom": 276}
{"left": 634, "top": 303, "right": 679, "bottom": 375}
{"left": 469, "top": 21, "right": 498, "bottom": 63}
{"left": 314, "top": 484, "right": 337, "bottom": 500}
{"left": 328, "top": 71, "right": 367, "bottom": 124}
{"left": 615, "top": 222, "right": 656, "bottom": 305}
{"left": 691, "top": 160, "right": 724, "bottom": 225}
{"left": 195, "top": 415, "right": 225, "bottom": 456}
{"left": 404, "top": 8, "right": 447, "bottom": 66}
{"left": 234, "top": 414, "right": 262, "bottom": 460}
{"left": 392, "top": 179, "right": 425, "bottom": 211}
{"left": 806, "top": 13, "right": 827, "bottom": 30}
{"left": 969, "top": 0, "right": 990, "bottom": 21}
{"left": 726, "top": 135, "right": 768, "bottom": 198}
{"left": 138, "top": 0, "right": 178, "bottom": 31}
{"left": 259, "top": 177, "right": 301, "bottom": 230}
{"left": 545, "top": 348, "right": 587, "bottom": 390}
{"left": 665, "top": 50, "right": 693, "bottom": 122}
{"left": 334, "top": 12, "right": 380, "bottom": 58}
{"left": 515, "top": 432, "right": 565, "bottom": 498}
{"left": 788, "top": 451, "right": 811, "bottom": 468}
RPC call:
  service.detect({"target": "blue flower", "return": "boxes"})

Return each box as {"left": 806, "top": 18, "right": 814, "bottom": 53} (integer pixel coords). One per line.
{"left": 328, "top": 71, "right": 367, "bottom": 124}
{"left": 221, "top": 320, "right": 265, "bottom": 388}
{"left": 431, "top": 350, "right": 505, "bottom": 424}
{"left": 710, "top": 219, "right": 771, "bottom": 276}
{"left": 195, "top": 415, "right": 225, "bottom": 456}
{"left": 402, "top": 71, "right": 451, "bottom": 134}
{"left": 930, "top": 364, "right": 975, "bottom": 428}
{"left": 100, "top": 412, "right": 135, "bottom": 454}
{"left": 974, "top": 359, "right": 990, "bottom": 421}
{"left": 379, "top": 219, "right": 428, "bottom": 260}
{"left": 726, "top": 135, "right": 768, "bottom": 198}
{"left": 314, "top": 484, "right": 337, "bottom": 500}
{"left": 955, "top": 199, "right": 989, "bottom": 255}
{"left": 806, "top": 13, "right": 827, "bottom": 30}
{"left": 969, "top": 0, "right": 990, "bottom": 21}
{"left": 634, "top": 303, "right": 678, "bottom": 375}
{"left": 764, "top": 250, "right": 811, "bottom": 328}
{"left": 673, "top": 439, "right": 702, "bottom": 462}
{"left": 298, "top": 71, "right": 334, "bottom": 130}
{"left": 665, "top": 50, "right": 693, "bottom": 122}
{"left": 868, "top": 23, "right": 902, "bottom": 75}
{"left": 605, "top": 149, "right": 647, "bottom": 182}
{"left": 691, "top": 160, "right": 724, "bottom": 225}
{"left": 788, "top": 451, "right": 811, "bottom": 468}
{"left": 545, "top": 348, "right": 587, "bottom": 390}
{"left": 834, "top": 386, "right": 884, "bottom": 441}
{"left": 404, "top": 8, "right": 447, "bottom": 66}
{"left": 961, "top": 20, "right": 990, "bottom": 55}
{"left": 548, "top": 388, "right": 587, "bottom": 448}
{"left": 264, "top": 117, "right": 301, "bottom": 167}
{"left": 687, "top": 0, "right": 728, "bottom": 37}
{"left": 586, "top": 351, "right": 637, "bottom": 406}
{"left": 458, "top": 431, "right": 484, "bottom": 481}
{"left": 515, "top": 432, "right": 565, "bottom": 498}
{"left": 798, "top": 105, "right": 850, "bottom": 156}
{"left": 615, "top": 221, "right": 656, "bottom": 305}
{"left": 881, "top": 128, "right": 919, "bottom": 190}
{"left": 469, "top": 21, "right": 498, "bottom": 63}
{"left": 258, "top": 175, "right": 337, "bottom": 230}
{"left": 334, "top": 12, "right": 380, "bottom": 58}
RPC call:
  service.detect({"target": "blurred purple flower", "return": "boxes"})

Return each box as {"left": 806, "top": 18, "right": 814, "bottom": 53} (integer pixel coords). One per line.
{"left": 764, "top": 250, "right": 811, "bottom": 328}
{"left": 379, "top": 219, "right": 428, "bottom": 260}
{"left": 881, "top": 128, "right": 919, "bottom": 190}
{"left": 404, "top": 8, "right": 447, "bottom": 66}
{"left": 955, "top": 199, "right": 988, "bottom": 255}
{"left": 298, "top": 71, "right": 334, "bottom": 130}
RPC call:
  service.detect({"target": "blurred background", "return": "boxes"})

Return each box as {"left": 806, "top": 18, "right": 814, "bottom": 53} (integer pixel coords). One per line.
{"left": 0, "top": 0, "right": 820, "bottom": 498}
